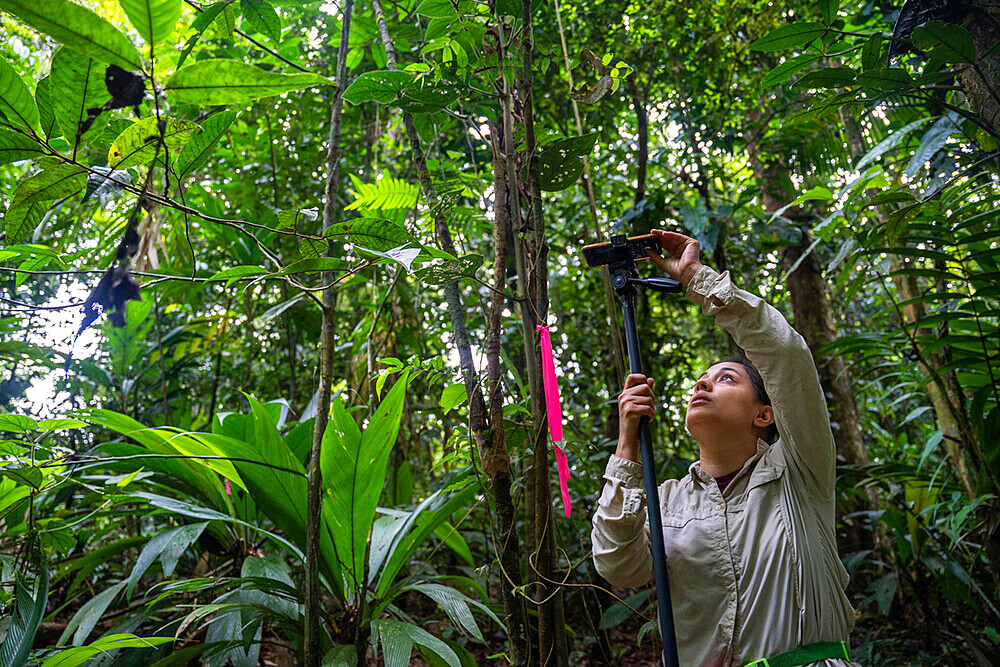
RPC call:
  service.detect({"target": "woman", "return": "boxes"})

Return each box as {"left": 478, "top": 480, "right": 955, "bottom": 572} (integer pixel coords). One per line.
{"left": 591, "top": 230, "right": 859, "bottom": 667}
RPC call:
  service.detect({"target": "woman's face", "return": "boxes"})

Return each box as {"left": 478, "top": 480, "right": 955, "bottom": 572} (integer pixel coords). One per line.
{"left": 685, "top": 363, "right": 771, "bottom": 442}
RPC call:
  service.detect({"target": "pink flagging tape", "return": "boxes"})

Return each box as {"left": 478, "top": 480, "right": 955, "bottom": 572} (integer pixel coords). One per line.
{"left": 553, "top": 445, "right": 571, "bottom": 518}
{"left": 224, "top": 478, "right": 232, "bottom": 496}
{"left": 538, "top": 325, "right": 570, "bottom": 517}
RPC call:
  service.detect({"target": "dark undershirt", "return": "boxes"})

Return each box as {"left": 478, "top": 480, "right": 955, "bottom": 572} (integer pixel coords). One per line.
{"left": 714, "top": 469, "right": 740, "bottom": 494}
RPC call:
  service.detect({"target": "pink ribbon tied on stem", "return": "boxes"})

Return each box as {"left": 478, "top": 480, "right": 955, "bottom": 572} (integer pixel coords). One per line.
{"left": 538, "top": 324, "right": 571, "bottom": 517}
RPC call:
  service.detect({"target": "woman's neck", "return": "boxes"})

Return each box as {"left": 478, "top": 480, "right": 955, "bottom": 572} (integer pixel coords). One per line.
{"left": 697, "top": 437, "right": 759, "bottom": 478}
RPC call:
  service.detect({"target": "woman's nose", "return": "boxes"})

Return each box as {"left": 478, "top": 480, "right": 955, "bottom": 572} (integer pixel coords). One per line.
{"left": 695, "top": 378, "right": 711, "bottom": 392}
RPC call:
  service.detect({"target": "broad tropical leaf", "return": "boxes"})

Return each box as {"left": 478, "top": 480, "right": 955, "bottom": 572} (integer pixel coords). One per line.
{"left": 0, "top": 55, "right": 39, "bottom": 132}
{"left": 175, "top": 110, "right": 238, "bottom": 175}
{"left": 108, "top": 117, "right": 199, "bottom": 168}
{"left": 119, "top": 0, "right": 183, "bottom": 46}
{"left": 0, "top": 0, "right": 143, "bottom": 71}
{"left": 0, "top": 561, "right": 48, "bottom": 667}
{"left": 50, "top": 48, "right": 110, "bottom": 146}
{"left": 372, "top": 618, "right": 460, "bottom": 667}
{"left": 322, "top": 374, "right": 409, "bottom": 590}
{"left": 0, "top": 129, "right": 44, "bottom": 165}
{"left": 165, "top": 59, "right": 328, "bottom": 105}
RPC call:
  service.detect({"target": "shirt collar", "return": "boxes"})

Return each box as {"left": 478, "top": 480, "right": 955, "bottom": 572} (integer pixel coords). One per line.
{"left": 690, "top": 438, "right": 772, "bottom": 487}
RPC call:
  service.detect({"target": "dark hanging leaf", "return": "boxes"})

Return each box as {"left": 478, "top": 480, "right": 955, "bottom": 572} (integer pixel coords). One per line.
{"left": 83, "top": 165, "right": 133, "bottom": 203}
{"left": 887, "top": 0, "right": 970, "bottom": 61}
{"left": 76, "top": 65, "right": 147, "bottom": 139}
{"left": 398, "top": 81, "right": 461, "bottom": 113}
{"left": 571, "top": 75, "right": 613, "bottom": 104}
{"left": 79, "top": 263, "right": 142, "bottom": 334}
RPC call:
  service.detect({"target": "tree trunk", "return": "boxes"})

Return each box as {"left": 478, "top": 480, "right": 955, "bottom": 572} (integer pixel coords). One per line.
{"left": 305, "top": 1, "right": 353, "bottom": 663}
{"left": 372, "top": 4, "right": 528, "bottom": 662}
{"left": 488, "top": 120, "right": 530, "bottom": 667}
{"left": 962, "top": 1, "right": 1000, "bottom": 138}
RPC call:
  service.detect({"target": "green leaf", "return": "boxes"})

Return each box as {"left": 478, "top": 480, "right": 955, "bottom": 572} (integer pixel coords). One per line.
{"left": 276, "top": 207, "right": 318, "bottom": 230}
{"left": 240, "top": 0, "right": 281, "bottom": 42}
{"left": 911, "top": 21, "right": 976, "bottom": 64}
{"left": 0, "top": 0, "right": 143, "bottom": 71}
{"left": 375, "top": 479, "right": 477, "bottom": 596}
{"left": 213, "top": 2, "right": 237, "bottom": 39}
{"left": 345, "top": 175, "right": 420, "bottom": 211}
{"left": 0, "top": 561, "right": 48, "bottom": 667}
{"left": 176, "top": 110, "right": 237, "bottom": 176}
{"left": 439, "top": 383, "right": 466, "bottom": 413}
{"left": 375, "top": 619, "right": 460, "bottom": 667}
{"left": 905, "top": 113, "right": 960, "bottom": 179}
{"left": 59, "top": 581, "right": 127, "bottom": 647}
{"left": 855, "top": 117, "right": 931, "bottom": 171}
{"left": 413, "top": 253, "right": 483, "bottom": 285}
{"left": 819, "top": 0, "right": 838, "bottom": 24}
{"left": 861, "top": 33, "right": 883, "bottom": 71}
{"left": 854, "top": 67, "right": 914, "bottom": 91}
{"left": 126, "top": 522, "right": 207, "bottom": 598}
{"left": 749, "top": 21, "right": 826, "bottom": 52}
{"left": 0, "top": 55, "right": 39, "bottom": 131}
{"left": 536, "top": 132, "right": 598, "bottom": 191}
{"left": 166, "top": 59, "right": 328, "bottom": 105}
{"left": 34, "top": 76, "right": 57, "bottom": 139}
{"left": 119, "top": 0, "right": 183, "bottom": 46}
{"left": 0, "top": 130, "right": 43, "bottom": 165}
{"left": 599, "top": 589, "right": 653, "bottom": 629}
{"left": 10, "top": 164, "right": 86, "bottom": 207}
{"left": 793, "top": 66, "right": 855, "bottom": 89}
{"left": 416, "top": 0, "right": 457, "bottom": 18}
{"left": 207, "top": 264, "right": 267, "bottom": 287}
{"left": 404, "top": 582, "right": 496, "bottom": 643}
{"left": 760, "top": 53, "right": 820, "bottom": 88}
{"left": 50, "top": 48, "right": 109, "bottom": 146}
{"left": 2, "top": 199, "right": 45, "bottom": 243}
{"left": 38, "top": 418, "right": 85, "bottom": 430}
{"left": 108, "top": 117, "right": 199, "bottom": 168}
{"left": 41, "top": 635, "right": 174, "bottom": 667}
{"left": 322, "top": 375, "right": 409, "bottom": 591}
{"left": 0, "top": 466, "right": 42, "bottom": 489}
{"left": 343, "top": 70, "right": 412, "bottom": 105}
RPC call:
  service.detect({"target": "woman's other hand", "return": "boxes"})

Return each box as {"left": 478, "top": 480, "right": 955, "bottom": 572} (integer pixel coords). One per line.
{"left": 616, "top": 374, "right": 656, "bottom": 462}
{"left": 647, "top": 230, "right": 703, "bottom": 287}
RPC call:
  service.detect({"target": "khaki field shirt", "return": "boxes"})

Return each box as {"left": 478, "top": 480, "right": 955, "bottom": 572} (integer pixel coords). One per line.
{"left": 591, "top": 266, "right": 858, "bottom": 667}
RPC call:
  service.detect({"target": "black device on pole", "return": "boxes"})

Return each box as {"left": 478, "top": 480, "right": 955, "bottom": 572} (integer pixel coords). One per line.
{"left": 582, "top": 233, "right": 682, "bottom": 667}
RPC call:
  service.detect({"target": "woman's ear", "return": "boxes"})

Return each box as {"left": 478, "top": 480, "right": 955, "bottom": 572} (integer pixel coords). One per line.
{"left": 754, "top": 405, "right": 774, "bottom": 429}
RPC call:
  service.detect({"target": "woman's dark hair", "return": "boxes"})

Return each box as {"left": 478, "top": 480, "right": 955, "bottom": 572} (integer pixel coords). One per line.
{"left": 709, "top": 355, "right": 779, "bottom": 444}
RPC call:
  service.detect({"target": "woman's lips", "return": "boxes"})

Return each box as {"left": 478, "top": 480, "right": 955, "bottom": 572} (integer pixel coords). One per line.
{"left": 689, "top": 394, "right": 711, "bottom": 406}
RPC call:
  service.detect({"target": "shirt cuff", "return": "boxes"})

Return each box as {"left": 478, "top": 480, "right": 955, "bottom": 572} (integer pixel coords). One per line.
{"left": 604, "top": 454, "right": 644, "bottom": 487}
{"left": 686, "top": 265, "right": 738, "bottom": 316}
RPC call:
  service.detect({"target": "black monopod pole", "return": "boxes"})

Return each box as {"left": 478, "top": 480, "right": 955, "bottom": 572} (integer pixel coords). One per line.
{"left": 620, "top": 284, "right": 681, "bottom": 667}
{"left": 583, "top": 234, "right": 681, "bottom": 667}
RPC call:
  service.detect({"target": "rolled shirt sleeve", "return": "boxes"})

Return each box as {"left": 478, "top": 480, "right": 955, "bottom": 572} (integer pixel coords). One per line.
{"left": 591, "top": 455, "right": 654, "bottom": 588}
{"left": 685, "top": 265, "right": 837, "bottom": 500}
